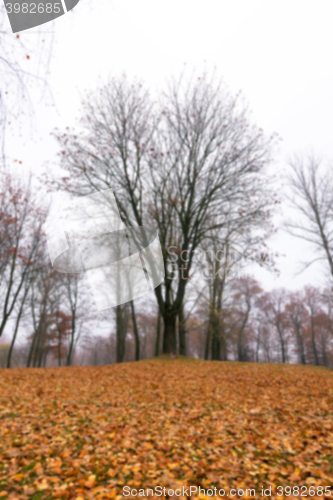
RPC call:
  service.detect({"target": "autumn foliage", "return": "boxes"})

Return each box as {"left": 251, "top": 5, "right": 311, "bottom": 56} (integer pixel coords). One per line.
{"left": 0, "top": 359, "right": 332, "bottom": 499}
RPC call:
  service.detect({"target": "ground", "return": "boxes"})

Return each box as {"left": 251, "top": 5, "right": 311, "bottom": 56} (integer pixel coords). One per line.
{"left": 0, "top": 358, "right": 332, "bottom": 500}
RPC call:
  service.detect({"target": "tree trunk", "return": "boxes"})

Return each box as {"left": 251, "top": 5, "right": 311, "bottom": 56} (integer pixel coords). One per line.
{"left": 310, "top": 316, "right": 319, "bottom": 365}
{"left": 220, "top": 330, "right": 227, "bottom": 361}
{"left": 237, "top": 307, "right": 250, "bottom": 362}
{"left": 116, "top": 305, "right": 124, "bottom": 363}
{"left": 66, "top": 313, "right": 76, "bottom": 366}
{"left": 238, "top": 329, "right": 244, "bottom": 361}
{"left": 32, "top": 321, "right": 43, "bottom": 367}
{"left": 212, "top": 332, "right": 220, "bottom": 360}
{"left": 321, "top": 331, "right": 327, "bottom": 366}
{"left": 155, "top": 311, "right": 161, "bottom": 357}
{"left": 116, "top": 304, "right": 128, "bottom": 363}
{"left": 7, "top": 286, "right": 29, "bottom": 368}
{"left": 256, "top": 326, "right": 261, "bottom": 363}
{"left": 204, "top": 329, "right": 210, "bottom": 360}
{"left": 7, "top": 307, "right": 23, "bottom": 368}
{"left": 296, "top": 330, "right": 306, "bottom": 365}
{"left": 130, "top": 300, "right": 140, "bottom": 361}
{"left": 57, "top": 322, "right": 62, "bottom": 367}
{"left": 206, "top": 305, "right": 217, "bottom": 360}
{"left": 162, "top": 314, "right": 177, "bottom": 355}
{"left": 37, "top": 324, "right": 47, "bottom": 368}
{"left": 27, "top": 329, "right": 37, "bottom": 368}
{"left": 31, "top": 299, "right": 48, "bottom": 368}
{"left": 277, "top": 325, "right": 286, "bottom": 363}
{"left": 42, "top": 347, "right": 48, "bottom": 367}
{"left": 178, "top": 306, "right": 186, "bottom": 356}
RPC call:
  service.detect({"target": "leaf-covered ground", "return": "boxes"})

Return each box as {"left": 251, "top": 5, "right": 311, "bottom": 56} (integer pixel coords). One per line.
{"left": 0, "top": 359, "right": 332, "bottom": 500}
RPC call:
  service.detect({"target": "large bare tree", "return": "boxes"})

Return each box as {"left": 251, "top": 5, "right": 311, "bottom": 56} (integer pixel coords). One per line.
{"left": 49, "top": 73, "right": 277, "bottom": 355}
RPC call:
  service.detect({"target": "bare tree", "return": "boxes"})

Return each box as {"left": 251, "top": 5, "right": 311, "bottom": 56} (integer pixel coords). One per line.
{"left": 285, "top": 291, "right": 308, "bottom": 365}
{"left": 258, "top": 321, "right": 273, "bottom": 363}
{"left": 229, "top": 276, "right": 262, "bottom": 362}
{"left": 6, "top": 269, "right": 31, "bottom": 367}
{"left": 303, "top": 286, "right": 321, "bottom": 366}
{"left": 25, "top": 262, "right": 85, "bottom": 368}
{"left": 286, "top": 154, "right": 333, "bottom": 282}
{"left": 320, "top": 288, "right": 333, "bottom": 365}
{"left": 202, "top": 239, "right": 232, "bottom": 361}
{"left": 49, "top": 72, "right": 277, "bottom": 356}
{"left": 312, "top": 309, "right": 332, "bottom": 367}
{"left": 61, "top": 273, "right": 84, "bottom": 366}
{"left": 27, "top": 261, "right": 56, "bottom": 368}
{"left": 115, "top": 303, "right": 130, "bottom": 363}
{"left": 260, "top": 289, "right": 290, "bottom": 363}
{"left": 0, "top": 172, "right": 45, "bottom": 340}
{"left": 200, "top": 220, "right": 275, "bottom": 361}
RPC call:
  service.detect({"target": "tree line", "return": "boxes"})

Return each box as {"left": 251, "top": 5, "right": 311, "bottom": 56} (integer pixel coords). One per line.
{"left": 1, "top": 73, "right": 333, "bottom": 368}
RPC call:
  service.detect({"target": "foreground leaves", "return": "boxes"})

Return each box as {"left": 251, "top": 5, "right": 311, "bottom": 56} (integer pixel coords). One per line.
{"left": 0, "top": 359, "right": 332, "bottom": 499}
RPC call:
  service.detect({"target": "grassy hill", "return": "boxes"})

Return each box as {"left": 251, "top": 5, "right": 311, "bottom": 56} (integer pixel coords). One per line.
{"left": 0, "top": 359, "right": 332, "bottom": 499}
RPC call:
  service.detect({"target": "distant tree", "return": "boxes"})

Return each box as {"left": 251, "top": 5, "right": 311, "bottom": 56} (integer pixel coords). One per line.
{"left": 26, "top": 264, "right": 85, "bottom": 368}
{"left": 254, "top": 319, "right": 271, "bottom": 363}
{"left": 285, "top": 291, "right": 308, "bottom": 365}
{"left": 303, "top": 286, "right": 321, "bottom": 366}
{"left": 27, "top": 262, "right": 57, "bottom": 368}
{"left": 133, "top": 310, "right": 158, "bottom": 360}
{"left": 320, "top": 288, "right": 333, "bottom": 365}
{"left": 6, "top": 268, "right": 31, "bottom": 368}
{"left": 50, "top": 309, "right": 72, "bottom": 366}
{"left": 260, "top": 289, "right": 290, "bottom": 363}
{"left": 229, "top": 276, "right": 262, "bottom": 362}
{"left": 0, "top": 172, "right": 45, "bottom": 341}
{"left": 200, "top": 221, "right": 275, "bottom": 361}
{"left": 61, "top": 273, "right": 84, "bottom": 366}
{"left": 203, "top": 239, "right": 236, "bottom": 361}
{"left": 81, "top": 335, "right": 113, "bottom": 366}
{"left": 287, "top": 154, "right": 333, "bottom": 283}
{"left": 314, "top": 309, "right": 333, "bottom": 367}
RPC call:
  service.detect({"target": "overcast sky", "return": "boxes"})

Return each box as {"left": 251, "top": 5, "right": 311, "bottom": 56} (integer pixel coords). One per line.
{"left": 6, "top": 0, "right": 333, "bottom": 292}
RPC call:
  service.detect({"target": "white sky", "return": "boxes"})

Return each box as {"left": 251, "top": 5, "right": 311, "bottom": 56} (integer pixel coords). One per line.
{"left": 5, "top": 0, "right": 333, "bottom": 293}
